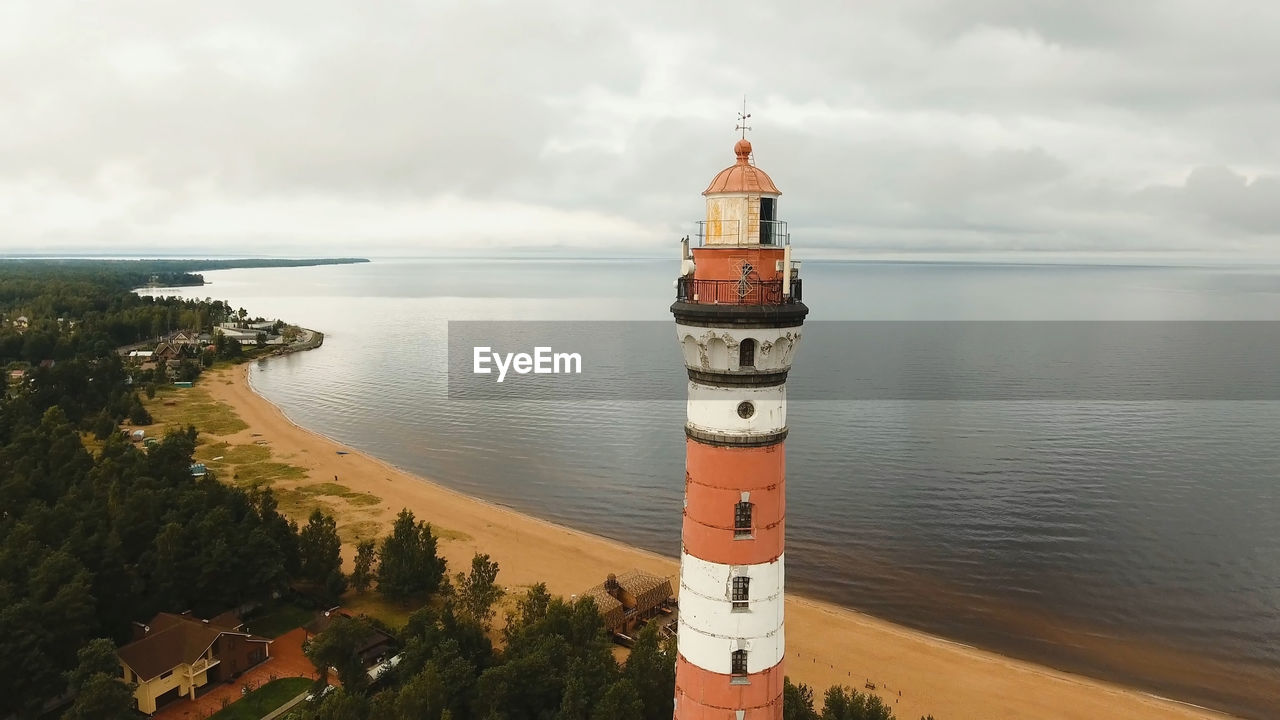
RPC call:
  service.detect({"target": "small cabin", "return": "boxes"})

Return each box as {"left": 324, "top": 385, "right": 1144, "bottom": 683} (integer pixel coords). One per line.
{"left": 580, "top": 570, "right": 674, "bottom": 637}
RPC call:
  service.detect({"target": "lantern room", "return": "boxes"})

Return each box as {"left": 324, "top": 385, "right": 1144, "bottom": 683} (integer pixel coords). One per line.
{"left": 701, "top": 139, "right": 785, "bottom": 247}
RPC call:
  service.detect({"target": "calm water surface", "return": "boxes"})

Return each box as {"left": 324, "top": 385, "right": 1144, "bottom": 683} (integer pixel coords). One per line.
{"left": 145, "top": 259, "right": 1280, "bottom": 718}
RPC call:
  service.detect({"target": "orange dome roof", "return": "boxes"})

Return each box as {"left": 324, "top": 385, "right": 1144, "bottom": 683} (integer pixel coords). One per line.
{"left": 703, "top": 139, "right": 780, "bottom": 195}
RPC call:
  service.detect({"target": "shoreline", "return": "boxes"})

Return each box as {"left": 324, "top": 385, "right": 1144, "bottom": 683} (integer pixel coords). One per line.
{"left": 203, "top": 362, "right": 1235, "bottom": 720}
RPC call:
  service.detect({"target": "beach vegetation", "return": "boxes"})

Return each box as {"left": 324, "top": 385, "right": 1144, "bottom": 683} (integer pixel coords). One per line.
{"left": 234, "top": 461, "right": 310, "bottom": 488}
{"left": 148, "top": 386, "right": 249, "bottom": 436}
{"left": 196, "top": 440, "right": 272, "bottom": 465}
{"left": 337, "top": 519, "right": 384, "bottom": 546}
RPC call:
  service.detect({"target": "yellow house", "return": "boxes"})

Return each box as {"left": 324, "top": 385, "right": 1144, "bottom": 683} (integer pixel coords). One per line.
{"left": 117, "top": 612, "right": 271, "bottom": 715}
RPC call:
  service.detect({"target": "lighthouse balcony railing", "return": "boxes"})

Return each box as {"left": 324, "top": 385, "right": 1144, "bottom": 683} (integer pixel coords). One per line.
{"left": 675, "top": 277, "right": 803, "bottom": 305}
{"left": 695, "top": 220, "right": 790, "bottom": 247}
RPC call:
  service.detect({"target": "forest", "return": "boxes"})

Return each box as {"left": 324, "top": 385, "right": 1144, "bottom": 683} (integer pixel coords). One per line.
{"left": 0, "top": 261, "right": 323, "bottom": 717}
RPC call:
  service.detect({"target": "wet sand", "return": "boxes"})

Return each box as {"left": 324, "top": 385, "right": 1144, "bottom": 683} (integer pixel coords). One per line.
{"left": 199, "top": 364, "right": 1235, "bottom": 720}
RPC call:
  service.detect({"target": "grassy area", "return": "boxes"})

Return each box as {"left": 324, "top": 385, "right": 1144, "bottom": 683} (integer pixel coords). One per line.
{"left": 244, "top": 601, "right": 315, "bottom": 638}
{"left": 290, "top": 482, "right": 379, "bottom": 503}
{"left": 148, "top": 386, "right": 249, "bottom": 435}
{"left": 336, "top": 519, "right": 382, "bottom": 545}
{"left": 139, "top": 370, "right": 406, "bottom": 551}
{"left": 207, "top": 677, "right": 312, "bottom": 720}
{"left": 340, "top": 591, "right": 437, "bottom": 628}
{"left": 433, "top": 525, "right": 473, "bottom": 542}
{"left": 196, "top": 441, "right": 272, "bottom": 464}
{"left": 231, "top": 461, "right": 309, "bottom": 488}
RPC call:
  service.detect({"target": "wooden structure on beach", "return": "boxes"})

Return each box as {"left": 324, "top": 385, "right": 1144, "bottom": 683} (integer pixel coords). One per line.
{"left": 580, "top": 569, "right": 675, "bottom": 638}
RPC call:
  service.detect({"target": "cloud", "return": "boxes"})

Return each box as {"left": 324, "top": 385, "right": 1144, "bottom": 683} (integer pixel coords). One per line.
{"left": 1, "top": 1, "right": 1279, "bottom": 256}
{"left": 1135, "top": 167, "right": 1280, "bottom": 235}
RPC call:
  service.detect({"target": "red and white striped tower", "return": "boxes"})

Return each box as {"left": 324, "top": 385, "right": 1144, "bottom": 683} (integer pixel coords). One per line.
{"left": 671, "top": 134, "right": 807, "bottom": 720}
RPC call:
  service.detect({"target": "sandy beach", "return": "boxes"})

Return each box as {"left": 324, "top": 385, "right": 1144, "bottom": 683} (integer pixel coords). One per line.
{"left": 180, "top": 363, "right": 1235, "bottom": 720}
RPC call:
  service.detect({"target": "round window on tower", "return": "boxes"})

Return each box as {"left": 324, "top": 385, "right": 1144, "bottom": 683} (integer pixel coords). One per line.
{"left": 737, "top": 401, "right": 755, "bottom": 419}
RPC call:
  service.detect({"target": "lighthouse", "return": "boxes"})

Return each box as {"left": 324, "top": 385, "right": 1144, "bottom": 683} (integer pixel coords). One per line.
{"left": 671, "top": 132, "right": 807, "bottom": 719}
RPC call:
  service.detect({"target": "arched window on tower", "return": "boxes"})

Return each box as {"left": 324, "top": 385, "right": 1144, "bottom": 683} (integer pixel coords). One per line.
{"left": 734, "top": 501, "right": 753, "bottom": 539}
{"left": 739, "top": 338, "right": 756, "bottom": 368}
{"left": 731, "top": 649, "right": 749, "bottom": 681}
{"left": 732, "top": 576, "right": 750, "bottom": 610}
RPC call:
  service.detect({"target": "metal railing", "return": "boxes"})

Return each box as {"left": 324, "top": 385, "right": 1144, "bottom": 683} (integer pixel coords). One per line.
{"left": 676, "top": 277, "right": 803, "bottom": 305}
{"left": 695, "top": 220, "right": 790, "bottom": 247}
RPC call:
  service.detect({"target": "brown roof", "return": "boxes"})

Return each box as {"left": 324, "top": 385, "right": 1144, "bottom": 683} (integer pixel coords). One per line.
{"left": 581, "top": 585, "right": 626, "bottom": 631}
{"left": 704, "top": 139, "right": 780, "bottom": 195}
{"left": 580, "top": 570, "right": 673, "bottom": 632}
{"left": 615, "top": 570, "right": 673, "bottom": 613}
{"left": 117, "top": 612, "right": 269, "bottom": 681}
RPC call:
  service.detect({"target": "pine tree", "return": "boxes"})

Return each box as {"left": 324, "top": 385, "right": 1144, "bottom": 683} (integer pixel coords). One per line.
{"left": 352, "top": 539, "right": 378, "bottom": 593}
{"left": 298, "top": 510, "right": 346, "bottom": 602}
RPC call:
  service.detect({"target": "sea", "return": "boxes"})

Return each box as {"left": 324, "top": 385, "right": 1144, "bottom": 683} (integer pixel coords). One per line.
{"left": 141, "top": 258, "right": 1280, "bottom": 718}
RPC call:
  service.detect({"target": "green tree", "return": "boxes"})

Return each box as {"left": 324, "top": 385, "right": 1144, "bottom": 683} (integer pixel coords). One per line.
{"left": 623, "top": 622, "right": 675, "bottom": 720}
{"left": 299, "top": 509, "right": 346, "bottom": 602}
{"left": 502, "top": 582, "right": 552, "bottom": 645}
{"left": 821, "top": 685, "right": 895, "bottom": 720}
{"left": 388, "top": 665, "right": 449, "bottom": 720}
{"left": 64, "top": 638, "right": 120, "bottom": 695}
{"left": 351, "top": 540, "right": 378, "bottom": 593}
{"left": 311, "top": 687, "right": 370, "bottom": 720}
{"left": 62, "top": 639, "right": 135, "bottom": 720}
{"left": 92, "top": 411, "right": 116, "bottom": 440}
{"left": 784, "top": 677, "right": 821, "bottom": 720}
{"left": 591, "top": 679, "right": 643, "bottom": 720}
{"left": 127, "top": 396, "right": 151, "bottom": 425}
{"left": 556, "top": 651, "right": 617, "bottom": 719}
{"left": 304, "top": 616, "right": 376, "bottom": 693}
{"left": 256, "top": 332, "right": 267, "bottom": 348}
{"left": 455, "top": 553, "right": 503, "bottom": 631}
{"left": 377, "top": 509, "right": 445, "bottom": 600}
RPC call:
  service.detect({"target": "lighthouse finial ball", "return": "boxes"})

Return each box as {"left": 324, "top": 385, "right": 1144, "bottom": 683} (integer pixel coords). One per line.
{"left": 734, "top": 138, "right": 752, "bottom": 163}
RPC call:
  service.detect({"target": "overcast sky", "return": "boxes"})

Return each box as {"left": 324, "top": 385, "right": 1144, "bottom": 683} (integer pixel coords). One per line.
{"left": 3, "top": 1, "right": 1280, "bottom": 258}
